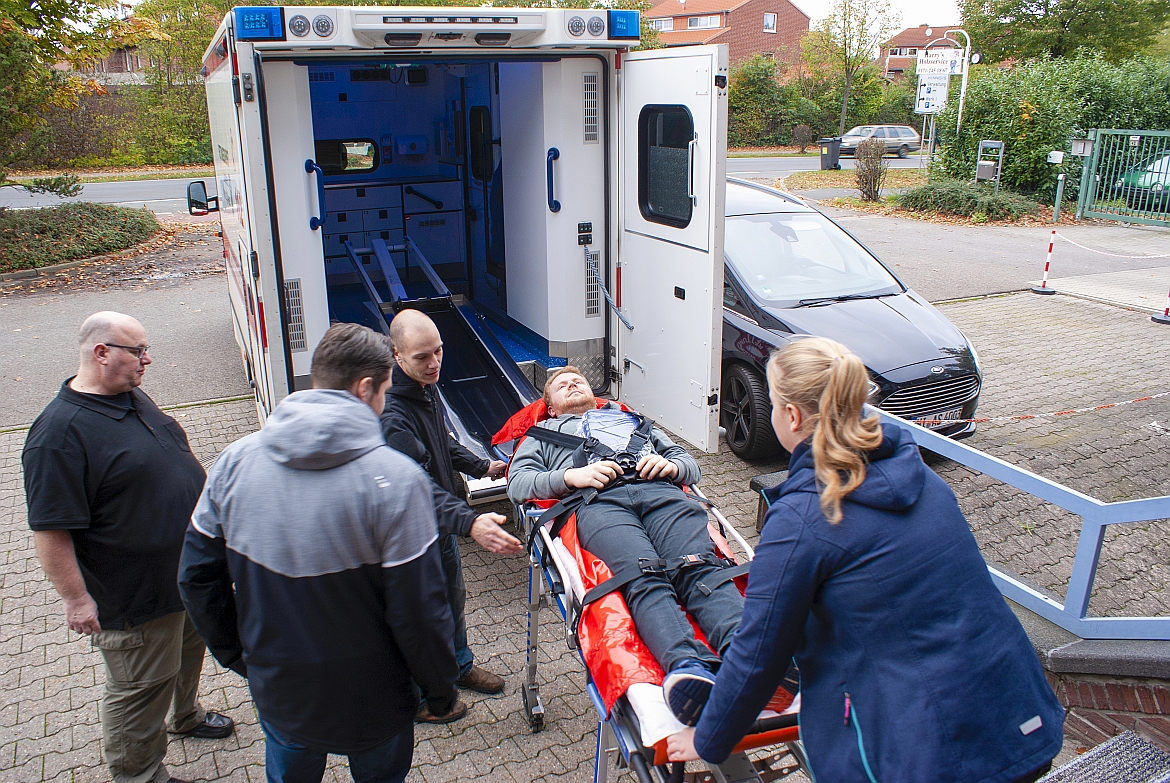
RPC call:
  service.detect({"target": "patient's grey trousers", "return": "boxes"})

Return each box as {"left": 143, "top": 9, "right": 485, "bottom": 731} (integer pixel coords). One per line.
{"left": 575, "top": 482, "right": 744, "bottom": 672}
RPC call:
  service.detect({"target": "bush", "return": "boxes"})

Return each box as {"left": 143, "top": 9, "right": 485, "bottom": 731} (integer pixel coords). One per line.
{"left": 728, "top": 55, "right": 803, "bottom": 147}
{"left": 855, "top": 137, "right": 887, "bottom": 201}
{"left": 0, "top": 203, "right": 159, "bottom": 272}
{"left": 897, "top": 180, "right": 1041, "bottom": 220}
{"left": 935, "top": 55, "right": 1170, "bottom": 198}
{"left": 793, "top": 124, "right": 814, "bottom": 152}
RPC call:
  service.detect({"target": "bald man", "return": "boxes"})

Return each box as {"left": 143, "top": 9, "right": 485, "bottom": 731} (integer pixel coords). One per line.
{"left": 22, "top": 312, "right": 234, "bottom": 783}
{"left": 380, "top": 309, "right": 518, "bottom": 721}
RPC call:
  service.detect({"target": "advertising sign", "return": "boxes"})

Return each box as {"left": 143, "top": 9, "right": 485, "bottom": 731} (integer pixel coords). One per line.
{"left": 916, "top": 47, "right": 963, "bottom": 76}
{"left": 915, "top": 73, "right": 950, "bottom": 114}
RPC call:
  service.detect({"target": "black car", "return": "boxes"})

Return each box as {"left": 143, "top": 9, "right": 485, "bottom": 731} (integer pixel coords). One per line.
{"left": 720, "top": 179, "right": 982, "bottom": 459}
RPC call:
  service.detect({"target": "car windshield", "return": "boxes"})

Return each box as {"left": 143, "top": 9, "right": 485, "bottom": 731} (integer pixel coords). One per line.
{"left": 725, "top": 212, "right": 902, "bottom": 306}
{"left": 844, "top": 126, "right": 876, "bottom": 137}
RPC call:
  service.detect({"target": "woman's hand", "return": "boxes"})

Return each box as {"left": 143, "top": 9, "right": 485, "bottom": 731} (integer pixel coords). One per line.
{"left": 666, "top": 728, "right": 700, "bottom": 762}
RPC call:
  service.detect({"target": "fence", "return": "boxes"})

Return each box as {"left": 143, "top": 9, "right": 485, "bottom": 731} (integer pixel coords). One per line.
{"left": 872, "top": 407, "right": 1170, "bottom": 641}
{"left": 1076, "top": 129, "right": 1170, "bottom": 228}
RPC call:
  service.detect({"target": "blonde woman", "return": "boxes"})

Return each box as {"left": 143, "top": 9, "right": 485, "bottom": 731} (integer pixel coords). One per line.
{"left": 663, "top": 337, "right": 1063, "bottom": 783}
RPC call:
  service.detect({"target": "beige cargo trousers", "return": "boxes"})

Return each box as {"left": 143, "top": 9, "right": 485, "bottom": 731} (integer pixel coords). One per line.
{"left": 91, "top": 611, "right": 208, "bottom": 783}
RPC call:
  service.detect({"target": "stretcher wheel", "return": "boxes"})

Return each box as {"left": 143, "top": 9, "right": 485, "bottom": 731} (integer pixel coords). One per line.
{"left": 521, "top": 683, "right": 545, "bottom": 732}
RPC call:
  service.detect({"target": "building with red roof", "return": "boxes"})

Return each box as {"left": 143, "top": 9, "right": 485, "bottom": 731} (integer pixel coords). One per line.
{"left": 645, "top": 0, "right": 809, "bottom": 63}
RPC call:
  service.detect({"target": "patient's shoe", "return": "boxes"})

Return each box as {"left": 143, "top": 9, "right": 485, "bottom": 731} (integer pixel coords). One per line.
{"left": 663, "top": 659, "right": 717, "bottom": 727}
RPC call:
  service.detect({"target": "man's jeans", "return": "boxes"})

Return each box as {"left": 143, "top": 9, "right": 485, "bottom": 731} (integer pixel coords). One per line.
{"left": 576, "top": 482, "right": 744, "bottom": 672}
{"left": 260, "top": 717, "right": 413, "bottom": 783}
{"left": 438, "top": 533, "right": 474, "bottom": 677}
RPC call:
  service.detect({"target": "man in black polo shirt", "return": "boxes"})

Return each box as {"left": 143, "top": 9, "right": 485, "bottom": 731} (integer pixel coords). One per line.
{"left": 23, "top": 311, "right": 235, "bottom": 783}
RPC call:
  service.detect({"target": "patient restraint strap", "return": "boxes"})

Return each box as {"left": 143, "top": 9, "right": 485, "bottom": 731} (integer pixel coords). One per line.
{"left": 579, "top": 553, "right": 749, "bottom": 608}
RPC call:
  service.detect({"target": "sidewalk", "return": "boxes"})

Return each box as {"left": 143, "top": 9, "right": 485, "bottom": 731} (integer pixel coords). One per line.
{"left": 3, "top": 293, "right": 1162, "bottom": 781}
{"left": 1033, "top": 266, "right": 1170, "bottom": 314}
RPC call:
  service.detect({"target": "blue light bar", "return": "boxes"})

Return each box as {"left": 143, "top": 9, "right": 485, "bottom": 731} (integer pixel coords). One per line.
{"left": 234, "top": 7, "right": 286, "bottom": 41}
{"left": 607, "top": 9, "right": 641, "bottom": 41}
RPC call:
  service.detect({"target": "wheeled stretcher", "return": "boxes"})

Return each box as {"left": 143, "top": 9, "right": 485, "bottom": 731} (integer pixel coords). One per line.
{"left": 492, "top": 404, "right": 808, "bottom": 783}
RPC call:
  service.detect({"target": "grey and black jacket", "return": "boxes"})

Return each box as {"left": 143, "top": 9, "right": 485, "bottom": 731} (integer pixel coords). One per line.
{"left": 507, "top": 401, "right": 702, "bottom": 504}
{"left": 178, "top": 389, "right": 458, "bottom": 753}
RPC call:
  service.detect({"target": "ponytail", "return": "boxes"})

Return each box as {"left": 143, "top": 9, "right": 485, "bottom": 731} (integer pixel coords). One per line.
{"left": 766, "top": 338, "right": 882, "bottom": 524}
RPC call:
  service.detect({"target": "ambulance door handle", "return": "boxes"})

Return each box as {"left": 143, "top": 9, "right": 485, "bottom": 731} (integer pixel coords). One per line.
{"left": 687, "top": 137, "right": 698, "bottom": 205}
{"left": 304, "top": 159, "right": 326, "bottom": 230}
{"left": 546, "top": 148, "right": 561, "bottom": 213}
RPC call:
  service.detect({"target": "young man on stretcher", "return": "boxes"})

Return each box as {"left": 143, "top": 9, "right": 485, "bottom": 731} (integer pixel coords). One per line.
{"left": 507, "top": 366, "right": 744, "bottom": 725}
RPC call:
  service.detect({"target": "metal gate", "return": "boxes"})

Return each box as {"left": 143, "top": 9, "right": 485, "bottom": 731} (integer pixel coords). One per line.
{"left": 1076, "top": 129, "right": 1170, "bottom": 227}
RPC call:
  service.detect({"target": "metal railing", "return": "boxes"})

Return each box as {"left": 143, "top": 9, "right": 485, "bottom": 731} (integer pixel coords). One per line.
{"left": 1077, "top": 129, "right": 1170, "bottom": 228}
{"left": 872, "top": 407, "right": 1170, "bottom": 641}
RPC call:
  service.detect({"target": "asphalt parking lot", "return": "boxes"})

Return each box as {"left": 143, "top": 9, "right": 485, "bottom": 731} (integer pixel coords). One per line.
{"left": 2, "top": 212, "right": 1167, "bottom": 781}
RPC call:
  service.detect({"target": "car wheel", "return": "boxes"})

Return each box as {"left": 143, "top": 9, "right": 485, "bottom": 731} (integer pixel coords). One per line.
{"left": 898, "top": 145, "right": 909, "bottom": 158}
{"left": 721, "top": 364, "right": 781, "bottom": 460}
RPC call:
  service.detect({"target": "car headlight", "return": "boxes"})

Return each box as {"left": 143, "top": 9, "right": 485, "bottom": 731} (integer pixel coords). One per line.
{"left": 1116, "top": 179, "right": 1124, "bottom": 188}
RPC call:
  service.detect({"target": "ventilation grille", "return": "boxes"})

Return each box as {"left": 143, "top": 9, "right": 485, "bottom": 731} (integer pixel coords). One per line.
{"left": 583, "top": 72, "right": 599, "bottom": 143}
{"left": 308, "top": 71, "right": 335, "bottom": 83}
{"left": 350, "top": 68, "right": 396, "bottom": 82}
{"left": 285, "top": 279, "right": 307, "bottom": 352}
{"left": 878, "top": 375, "right": 980, "bottom": 418}
{"left": 585, "top": 250, "right": 601, "bottom": 317}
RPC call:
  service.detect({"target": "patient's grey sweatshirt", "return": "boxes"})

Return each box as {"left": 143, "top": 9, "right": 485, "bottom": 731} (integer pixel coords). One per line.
{"left": 506, "top": 402, "right": 702, "bottom": 503}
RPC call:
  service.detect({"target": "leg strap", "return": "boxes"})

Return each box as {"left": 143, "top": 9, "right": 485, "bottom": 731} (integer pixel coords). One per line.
{"left": 579, "top": 552, "right": 745, "bottom": 607}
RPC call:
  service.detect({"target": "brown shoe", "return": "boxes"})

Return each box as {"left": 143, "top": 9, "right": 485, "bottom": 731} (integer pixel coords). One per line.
{"left": 415, "top": 700, "right": 468, "bottom": 724}
{"left": 457, "top": 665, "right": 506, "bottom": 694}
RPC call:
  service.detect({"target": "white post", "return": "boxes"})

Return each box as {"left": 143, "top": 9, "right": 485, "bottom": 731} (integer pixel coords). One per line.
{"left": 948, "top": 29, "right": 972, "bottom": 134}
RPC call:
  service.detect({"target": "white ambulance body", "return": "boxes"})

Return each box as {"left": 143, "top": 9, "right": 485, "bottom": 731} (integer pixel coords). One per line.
{"left": 195, "top": 5, "right": 728, "bottom": 459}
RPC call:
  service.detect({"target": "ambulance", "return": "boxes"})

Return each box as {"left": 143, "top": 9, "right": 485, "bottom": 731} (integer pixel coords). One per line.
{"left": 189, "top": 5, "right": 729, "bottom": 469}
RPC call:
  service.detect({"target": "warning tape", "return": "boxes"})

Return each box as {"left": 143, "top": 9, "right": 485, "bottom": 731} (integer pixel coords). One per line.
{"left": 910, "top": 390, "right": 1170, "bottom": 426}
{"left": 1054, "top": 231, "right": 1170, "bottom": 260}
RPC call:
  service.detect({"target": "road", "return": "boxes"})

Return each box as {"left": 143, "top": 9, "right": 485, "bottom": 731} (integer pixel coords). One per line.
{"left": 0, "top": 177, "right": 218, "bottom": 214}
{"left": 0, "top": 155, "right": 924, "bottom": 212}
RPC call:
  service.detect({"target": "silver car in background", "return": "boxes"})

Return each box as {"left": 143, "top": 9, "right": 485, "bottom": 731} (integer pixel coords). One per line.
{"left": 839, "top": 125, "right": 922, "bottom": 158}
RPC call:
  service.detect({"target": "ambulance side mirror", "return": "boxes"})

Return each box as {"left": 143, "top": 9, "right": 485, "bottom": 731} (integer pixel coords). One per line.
{"left": 187, "top": 181, "right": 219, "bottom": 216}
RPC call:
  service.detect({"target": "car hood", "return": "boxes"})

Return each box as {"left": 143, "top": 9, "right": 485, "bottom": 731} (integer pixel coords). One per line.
{"left": 763, "top": 294, "right": 970, "bottom": 375}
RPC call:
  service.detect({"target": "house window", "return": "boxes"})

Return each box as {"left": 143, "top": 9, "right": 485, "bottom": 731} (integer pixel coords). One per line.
{"left": 889, "top": 46, "right": 919, "bottom": 56}
{"left": 651, "top": 18, "right": 673, "bottom": 31}
{"left": 638, "top": 105, "right": 694, "bottom": 229}
{"left": 687, "top": 15, "right": 720, "bottom": 29}
{"left": 763, "top": 12, "right": 777, "bottom": 32}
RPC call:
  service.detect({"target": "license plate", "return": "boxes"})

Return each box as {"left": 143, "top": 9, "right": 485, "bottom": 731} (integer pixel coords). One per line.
{"left": 914, "top": 408, "right": 964, "bottom": 429}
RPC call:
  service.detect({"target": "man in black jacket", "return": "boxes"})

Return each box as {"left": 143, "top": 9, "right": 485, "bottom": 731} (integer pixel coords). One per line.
{"left": 381, "top": 309, "right": 520, "bottom": 722}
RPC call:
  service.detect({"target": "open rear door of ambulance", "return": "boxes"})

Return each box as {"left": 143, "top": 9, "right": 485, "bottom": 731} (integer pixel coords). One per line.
{"left": 618, "top": 45, "right": 728, "bottom": 453}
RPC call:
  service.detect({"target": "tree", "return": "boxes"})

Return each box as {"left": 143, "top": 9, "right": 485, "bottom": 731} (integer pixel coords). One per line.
{"left": 0, "top": 0, "right": 154, "bottom": 195}
{"left": 801, "top": 0, "right": 900, "bottom": 135}
{"left": 727, "top": 55, "right": 802, "bottom": 146}
{"left": 960, "top": 0, "right": 1170, "bottom": 63}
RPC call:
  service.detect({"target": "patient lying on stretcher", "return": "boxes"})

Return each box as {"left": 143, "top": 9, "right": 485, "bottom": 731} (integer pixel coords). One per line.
{"left": 507, "top": 366, "right": 752, "bottom": 725}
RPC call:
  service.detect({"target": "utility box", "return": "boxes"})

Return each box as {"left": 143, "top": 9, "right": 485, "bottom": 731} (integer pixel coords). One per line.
{"left": 1046, "top": 150, "right": 1065, "bottom": 164}
{"left": 974, "top": 140, "right": 1004, "bottom": 193}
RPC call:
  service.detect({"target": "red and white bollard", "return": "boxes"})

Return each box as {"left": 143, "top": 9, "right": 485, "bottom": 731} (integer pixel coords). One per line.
{"left": 1031, "top": 229, "right": 1058, "bottom": 295}
{"left": 1153, "top": 285, "right": 1170, "bottom": 325}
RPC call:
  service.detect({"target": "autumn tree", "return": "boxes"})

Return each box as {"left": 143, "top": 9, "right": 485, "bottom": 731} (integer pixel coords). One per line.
{"left": 0, "top": 0, "right": 154, "bottom": 193}
{"left": 960, "top": 0, "right": 1170, "bottom": 63}
{"left": 801, "top": 0, "right": 899, "bottom": 135}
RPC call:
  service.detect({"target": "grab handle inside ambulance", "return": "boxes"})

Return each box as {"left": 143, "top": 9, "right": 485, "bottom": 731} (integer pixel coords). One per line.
{"left": 687, "top": 136, "right": 698, "bottom": 205}
{"left": 304, "top": 159, "right": 326, "bottom": 230}
{"left": 546, "top": 147, "right": 561, "bottom": 213}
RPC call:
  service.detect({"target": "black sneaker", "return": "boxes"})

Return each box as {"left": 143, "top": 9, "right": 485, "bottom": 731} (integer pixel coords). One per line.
{"left": 172, "top": 711, "right": 235, "bottom": 739}
{"left": 662, "top": 660, "right": 716, "bottom": 727}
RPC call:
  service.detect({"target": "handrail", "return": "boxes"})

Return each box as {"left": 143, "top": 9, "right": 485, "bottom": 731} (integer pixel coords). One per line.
{"left": 871, "top": 406, "right": 1170, "bottom": 640}
{"left": 304, "top": 159, "right": 326, "bottom": 230}
{"left": 546, "top": 147, "right": 561, "bottom": 213}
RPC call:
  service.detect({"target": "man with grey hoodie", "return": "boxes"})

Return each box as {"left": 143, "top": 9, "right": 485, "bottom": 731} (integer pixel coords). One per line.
{"left": 178, "top": 323, "right": 459, "bottom": 783}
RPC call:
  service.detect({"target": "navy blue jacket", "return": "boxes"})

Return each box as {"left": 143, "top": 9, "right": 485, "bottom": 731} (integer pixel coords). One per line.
{"left": 694, "top": 424, "right": 1064, "bottom": 782}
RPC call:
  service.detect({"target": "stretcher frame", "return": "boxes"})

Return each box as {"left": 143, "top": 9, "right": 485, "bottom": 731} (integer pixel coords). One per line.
{"left": 517, "top": 483, "right": 809, "bottom": 783}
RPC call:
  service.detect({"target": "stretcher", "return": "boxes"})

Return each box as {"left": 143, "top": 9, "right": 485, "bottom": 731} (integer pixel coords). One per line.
{"left": 492, "top": 403, "right": 808, "bottom": 783}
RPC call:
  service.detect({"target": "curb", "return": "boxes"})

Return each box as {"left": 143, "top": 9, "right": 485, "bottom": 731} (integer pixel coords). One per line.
{"left": 0, "top": 231, "right": 167, "bottom": 286}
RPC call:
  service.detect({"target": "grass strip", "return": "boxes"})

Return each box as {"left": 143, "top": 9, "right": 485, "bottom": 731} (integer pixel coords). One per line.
{"left": 0, "top": 203, "right": 159, "bottom": 273}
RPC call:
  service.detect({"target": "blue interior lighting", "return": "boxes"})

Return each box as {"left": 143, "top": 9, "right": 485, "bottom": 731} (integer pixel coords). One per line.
{"left": 234, "top": 7, "right": 286, "bottom": 41}
{"left": 607, "top": 10, "right": 641, "bottom": 41}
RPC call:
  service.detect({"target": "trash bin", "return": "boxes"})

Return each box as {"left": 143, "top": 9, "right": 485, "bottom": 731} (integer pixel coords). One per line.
{"left": 818, "top": 137, "right": 842, "bottom": 170}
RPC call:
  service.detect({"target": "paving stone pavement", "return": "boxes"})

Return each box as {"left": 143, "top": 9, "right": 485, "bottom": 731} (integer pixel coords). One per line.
{"left": 2, "top": 291, "right": 1159, "bottom": 782}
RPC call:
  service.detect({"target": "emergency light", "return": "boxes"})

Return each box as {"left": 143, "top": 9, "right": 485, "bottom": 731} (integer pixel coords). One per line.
{"left": 233, "top": 7, "right": 286, "bottom": 41}
{"left": 607, "top": 10, "right": 640, "bottom": 40}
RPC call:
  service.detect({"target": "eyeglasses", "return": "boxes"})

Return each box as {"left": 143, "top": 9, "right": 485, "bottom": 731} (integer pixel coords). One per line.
{"left": 105, "top": 343, "right": 151, "bottom": 359}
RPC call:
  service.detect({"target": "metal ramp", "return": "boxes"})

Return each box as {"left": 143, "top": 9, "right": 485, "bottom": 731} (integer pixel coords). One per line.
{"left": 340, "top": 237, "right": 537, "bottom": 478}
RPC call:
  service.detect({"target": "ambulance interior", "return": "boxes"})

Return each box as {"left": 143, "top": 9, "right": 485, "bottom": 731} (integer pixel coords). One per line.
{"left": 305, "top": 57, "right": 609, "bottom": 459}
